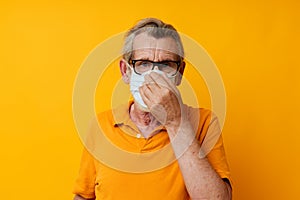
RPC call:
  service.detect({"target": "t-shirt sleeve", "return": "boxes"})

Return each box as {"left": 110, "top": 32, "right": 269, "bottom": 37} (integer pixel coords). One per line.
{"left": 206, "top": 134, "right": 232, "bottom": 185}
{"left": 73, "top": 148, "right": 97, "bottom": 199}
{"left": 199, "top": 113, "right": 233, "bottom": 187}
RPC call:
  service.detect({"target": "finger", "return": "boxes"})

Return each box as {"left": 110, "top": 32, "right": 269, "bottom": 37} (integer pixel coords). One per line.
{"left": 148, "top": 72, "right": 181, "bottom": 100}
{"left": 144, "top": 73, "right": 162, "bottom": 89}
{"left": 160, "top": 73, "right": 182, "bottom": 100}
{"left": 150, "top": 72, "right": 177, "bottom": 93}
{"left": 143, "top": 72, "right": 183, "bottom": 109}
{"left": 143, "top": 74, "right": 163, "bottom": 94}
{"left": 144, "top": 71, "right": 177, "bottom": 94}
{"left": 149, "top": 72, "right": 167, "bottom": 86}
{"left": 141, "top": 82, "right": 166, "bottom": 107}
{"left": 159, "top": 72, "right": 178, "bottom": 93}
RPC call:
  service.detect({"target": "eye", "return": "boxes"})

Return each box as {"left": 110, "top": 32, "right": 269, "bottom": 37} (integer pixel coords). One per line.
{"left": 141, "top": 61, "right": 150, "bottom": 66}
{"left": 158, "top": 62, "right": 175, "bottom": 70}
{"left": 137, "top": 61, "right": 152, "bottom": 67}
{"left": 160, "top": 62, "right": 171, "bottom": 67}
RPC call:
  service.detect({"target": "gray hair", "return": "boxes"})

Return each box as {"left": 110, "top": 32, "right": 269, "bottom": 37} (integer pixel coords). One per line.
{"left": 122, "top": 18, "right": 185, "bottom": 61}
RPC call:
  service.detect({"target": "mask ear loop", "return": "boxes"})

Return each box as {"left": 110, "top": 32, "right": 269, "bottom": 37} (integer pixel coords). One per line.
{"left": 123, "top": 58, "right": 138, "bottom": 76}
{"left": 119, "top": 59, "right": 134, "bottom": 84}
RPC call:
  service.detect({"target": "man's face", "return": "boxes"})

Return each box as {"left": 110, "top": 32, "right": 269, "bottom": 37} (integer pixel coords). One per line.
{"left": 120, "top": 32, "right": 185, "bottom": 86}
{"left": 119, "top": 32, "right": 185, "bottom": 110}
{"left": 127, "top": 32, "right": 184, "bottom": 85}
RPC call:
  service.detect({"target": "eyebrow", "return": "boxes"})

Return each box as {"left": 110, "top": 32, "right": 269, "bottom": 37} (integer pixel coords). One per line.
{"left": 131, "top": 50, "right": 180, "bottom": 61}
{"left": 131, "top": 55, "right": 180, "bottom": 61}
{"left": 132, "top": 59, "right": 180, "bottom": 63}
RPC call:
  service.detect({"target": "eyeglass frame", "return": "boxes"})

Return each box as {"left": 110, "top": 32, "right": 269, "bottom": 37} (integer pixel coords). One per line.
{"left": 128, "top": 59, "right": 182, "bottom": 77}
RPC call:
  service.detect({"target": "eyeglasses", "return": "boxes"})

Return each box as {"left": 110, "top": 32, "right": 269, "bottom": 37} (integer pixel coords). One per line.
{"left": 129, "top": 59, "right": 181, "bottom": 77}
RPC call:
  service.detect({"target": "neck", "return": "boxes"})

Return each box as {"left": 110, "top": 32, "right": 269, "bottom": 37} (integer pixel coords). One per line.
{"left": 130, "top": 103, "right": 153, "bottom": 126}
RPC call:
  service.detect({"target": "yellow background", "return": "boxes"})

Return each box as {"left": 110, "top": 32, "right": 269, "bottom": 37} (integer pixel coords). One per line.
{"left": 1, "top": 0, "right": 299, "bottom": 199}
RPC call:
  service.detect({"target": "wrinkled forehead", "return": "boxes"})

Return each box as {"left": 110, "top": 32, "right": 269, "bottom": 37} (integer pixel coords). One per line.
{"left": 132, "top": 33, "right": 181, "bottom": 57}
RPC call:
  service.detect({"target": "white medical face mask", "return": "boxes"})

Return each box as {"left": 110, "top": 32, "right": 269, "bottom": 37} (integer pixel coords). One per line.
{"left": 129, "top": 68, "right": 175, "bottom": 111}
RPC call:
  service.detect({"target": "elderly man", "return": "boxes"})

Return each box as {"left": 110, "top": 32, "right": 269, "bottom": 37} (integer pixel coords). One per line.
{"left": 73, "top": 18, "right": 232, "bottom": 200}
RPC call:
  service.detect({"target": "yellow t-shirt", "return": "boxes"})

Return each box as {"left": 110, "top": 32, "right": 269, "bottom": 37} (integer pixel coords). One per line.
{"left": 73, "top": 103, "right": 232, "bottom": 199}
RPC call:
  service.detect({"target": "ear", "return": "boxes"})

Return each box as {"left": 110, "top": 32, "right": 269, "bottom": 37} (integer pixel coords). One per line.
{"left": 175, "top": 61, "right": 186, "bottom": 86}
{"left": 119, "top": 59, "right": 131, "bottom": 84}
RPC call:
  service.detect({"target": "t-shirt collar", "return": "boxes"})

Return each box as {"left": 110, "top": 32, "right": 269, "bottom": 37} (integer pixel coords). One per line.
{"left": 112, "top": 100, "right": 167, "bottom": 132}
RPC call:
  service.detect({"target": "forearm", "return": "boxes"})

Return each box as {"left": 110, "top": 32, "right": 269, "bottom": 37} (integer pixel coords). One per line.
{"left": 167, "top": 122, "right": 232, "bottom": 199}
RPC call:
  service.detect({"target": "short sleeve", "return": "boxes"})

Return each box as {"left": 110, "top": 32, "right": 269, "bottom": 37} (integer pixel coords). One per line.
{"left": 199, "top": 113, "right": 232, "bottom": 187}
{"left": 207, "top": 135, "right": 232, "bottom": 184}
{"left": 73, "top": 148, "right": 97, "bottom": 199}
